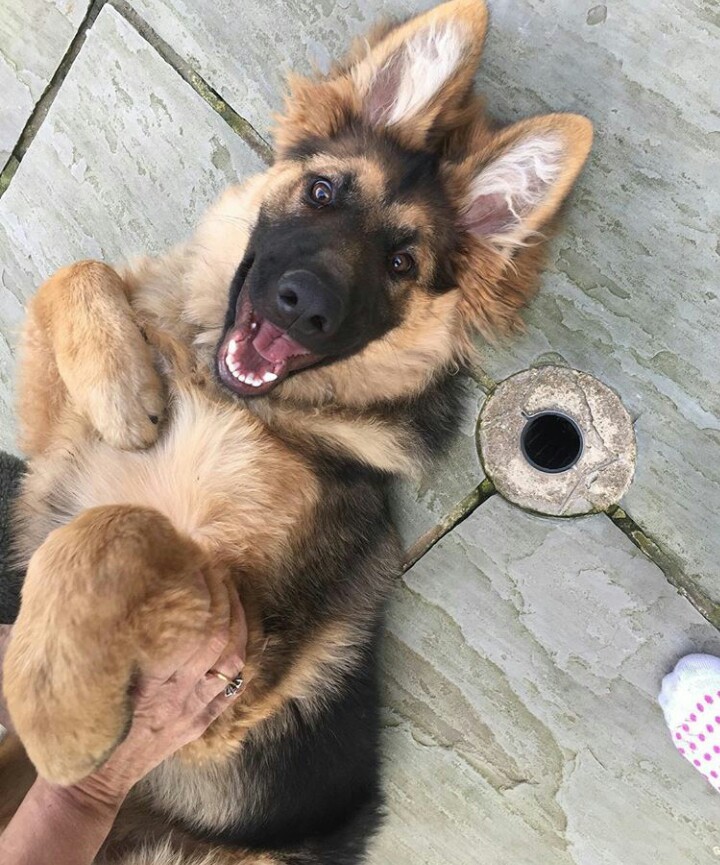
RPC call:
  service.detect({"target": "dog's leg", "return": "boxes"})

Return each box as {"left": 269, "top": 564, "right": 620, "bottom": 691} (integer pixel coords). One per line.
{"left": 99, "top": 802, "right": 287, "bottom": 865}
{"left": 104, "top": 846, "right": 284, "bottom": 865}
{"left": 2, "top": 504, "right": 229, "bottom": 785}
{"left": 18, "top": 261, "right": 164, "bottom": 455}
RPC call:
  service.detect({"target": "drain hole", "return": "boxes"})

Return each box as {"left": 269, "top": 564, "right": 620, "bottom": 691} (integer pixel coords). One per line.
{"left": 521, "top": 412, "right": 583, "bottom": 474}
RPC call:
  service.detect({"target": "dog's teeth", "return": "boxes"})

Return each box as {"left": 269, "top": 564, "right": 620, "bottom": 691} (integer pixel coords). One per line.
{"left": 227, "top": 357, "right": 239, "bottom": 370}
{"left": 233, "top": 370, "right": 246, "bottom": 383}
{"left": 228, "top": 338, "right": 238, "bottom": 353}
{"left": 263, "top": 371, "right": 278, "bottom": 383}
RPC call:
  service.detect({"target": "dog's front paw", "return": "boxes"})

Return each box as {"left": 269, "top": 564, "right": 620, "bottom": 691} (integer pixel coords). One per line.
{"left": 63, "top": 317, "right": 166, "bottom": 450}
{"left": 82, "top": 351, "right": 165, "bottom": 450}
{"left": 41, "top": 260, "right": 167, "bottom": 450}
{"left": 3, "top": 506, "right": 215, "bottom": 784}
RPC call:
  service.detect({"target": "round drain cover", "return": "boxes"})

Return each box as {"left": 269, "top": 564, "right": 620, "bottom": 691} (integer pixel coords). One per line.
{"left": 478, "top": 366, "right": 636, "bottom": 516}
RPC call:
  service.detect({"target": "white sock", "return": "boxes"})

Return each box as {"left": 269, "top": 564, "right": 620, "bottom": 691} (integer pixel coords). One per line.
{"left": 659, "top": 653, "right": 720, "bottom": 791}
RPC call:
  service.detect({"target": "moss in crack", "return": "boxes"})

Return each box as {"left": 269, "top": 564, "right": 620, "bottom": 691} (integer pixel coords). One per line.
{"left": 0, "top": 156, "right": 19, "bottom": 197}
{"left": 403, "top": 477, "right": 496, "bottom": 572}
{"left": 0, "top": 0, "right": 108, "bottom": 201}
{"left": 112, "top": 0, "right": 273, "bottom": 164}
{"left": 607, "top": 505, "right": 720, "bottom": 630}
{"left": 467, "top": 361, "right": 497, "bottom": 395}
{"left": 188, "top": 72, "right": 272, "bottom": 163}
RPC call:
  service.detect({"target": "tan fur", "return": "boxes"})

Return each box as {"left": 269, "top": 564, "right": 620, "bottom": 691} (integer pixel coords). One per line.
{"left": 105, "top": 840, "right": 281, "bottom": 865}
{"left": 4, "top": 506, "right": 223, "bottom": 782}
{"left": 2, "top": 2, "right": 593, "bottom": 861}
{"left": 99, "top": 796, "right": 282, "bottom": 865}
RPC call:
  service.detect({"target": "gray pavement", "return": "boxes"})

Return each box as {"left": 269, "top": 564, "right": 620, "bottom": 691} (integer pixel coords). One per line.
{"left": 1, "top": 1, "right": 719, "bottom": 862}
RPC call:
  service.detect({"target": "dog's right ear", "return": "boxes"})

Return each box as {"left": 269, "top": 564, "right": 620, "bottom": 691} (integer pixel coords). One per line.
{"left": 275, "top": 0, "right": 488, "bottom": 154}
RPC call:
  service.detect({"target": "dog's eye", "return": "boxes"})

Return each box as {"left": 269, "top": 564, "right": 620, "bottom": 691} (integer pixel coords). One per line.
{"left": 389, "top": 252, "right": 415, "bottom": 276}
{"left": 309, "top": 179, "right": 334, "bottom": 206}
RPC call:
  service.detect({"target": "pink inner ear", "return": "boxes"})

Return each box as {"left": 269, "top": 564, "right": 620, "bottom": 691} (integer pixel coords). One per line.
{"left": 366, "top": 52, "right": 405, "bottom": 127}
{"left": 461, "top": 193, "right": 516, "bottom": 236}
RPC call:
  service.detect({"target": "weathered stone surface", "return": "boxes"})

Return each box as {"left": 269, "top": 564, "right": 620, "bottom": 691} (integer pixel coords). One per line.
{"left": 0, "top": 6, "right": 265, "bottom": 453}
{"left": 371, "top": 496, "right": 720, "bottom": 864}
{"left": 127, "top": 0, "right": 437, "bottom": 142}
{"left": 391, "top": 377, "right": 486, "bottom": 552}
{"left": 0, "top": 0, "right": 91, "bottom": 170}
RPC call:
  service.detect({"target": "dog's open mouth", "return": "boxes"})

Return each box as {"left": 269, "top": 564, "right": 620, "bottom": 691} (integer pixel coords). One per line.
{"left": 217, "top": 292, "right": 323, "bottom": 397}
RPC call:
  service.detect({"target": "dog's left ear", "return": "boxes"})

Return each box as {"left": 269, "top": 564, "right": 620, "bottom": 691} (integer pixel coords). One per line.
{"left": 276, "top": 0, "right": 488, "bottom": 153}
{"left": 453, "top": 113, "right": 593, "bottom": 338}
{"left": 459, "top": 114, "right": 593, "bottom": 252}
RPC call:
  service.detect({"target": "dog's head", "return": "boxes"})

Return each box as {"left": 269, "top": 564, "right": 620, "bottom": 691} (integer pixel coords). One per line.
{"left": 213, "top": 0, "right": 592, "bottom": 407}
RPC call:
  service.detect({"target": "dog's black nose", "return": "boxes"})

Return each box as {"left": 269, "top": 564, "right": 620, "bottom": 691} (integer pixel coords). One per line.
{"left": 274, "top": 270, "right": 345, "bottom": 340}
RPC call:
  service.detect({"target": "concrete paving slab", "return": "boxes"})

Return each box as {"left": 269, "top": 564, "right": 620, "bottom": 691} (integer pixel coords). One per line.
{"left": 372, "top": 494, "right": 720, "bottom": 864}
{"left": 391, "top": 378, "right": 486, "bottom": 552}
{"left": 0, "top": 0, "right": 92, "bottom": 170}
{"left": 127, "top": 0, "right": 437, "bottom": 142}
{"left": 0, "top": 5, "right": 265, "bottom": 453}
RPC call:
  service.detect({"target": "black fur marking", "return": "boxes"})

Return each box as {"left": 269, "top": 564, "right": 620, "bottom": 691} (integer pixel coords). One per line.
{"left": 272, "top": 126, "right": 462, "bottom": 302}
{"left": 394, "top": 148, "right": 441, "bottom": 198}
{"left": 402, "top": 368, "right": 469, "bottom": 456}
{"left": 178, "top": 466, "right": 398, "bottom": 863}
{"left": 222, "top": 250, "right": 255, "bottom": 334}
{"left": 283, "top": 136, "right": 328, "bottom": 161}
{"left": 204, "top": 633, "right": 385, "bottom": 861}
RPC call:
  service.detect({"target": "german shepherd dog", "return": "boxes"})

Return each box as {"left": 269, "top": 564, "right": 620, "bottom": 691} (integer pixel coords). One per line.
{"left": 1, "top": 1, "right": 592, "bottom": 861}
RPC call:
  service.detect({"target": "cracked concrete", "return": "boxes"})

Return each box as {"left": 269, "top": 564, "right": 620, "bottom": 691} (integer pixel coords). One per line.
{"left": 381, "top": 498, "right": 720, "bottom": 863}
{"left": 0, "top": 0, "right": 93, "bottom": 170}
{"left": 0, "top": 0, "right": 718, "bottom": 861}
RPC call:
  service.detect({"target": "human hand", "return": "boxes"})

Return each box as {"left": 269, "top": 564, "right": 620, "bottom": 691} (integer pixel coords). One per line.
{"left": 65, "top": 578, "right": 247, "bottom": 808}
{"left": 0, "top": 584, "right": 246, "bottom": 865}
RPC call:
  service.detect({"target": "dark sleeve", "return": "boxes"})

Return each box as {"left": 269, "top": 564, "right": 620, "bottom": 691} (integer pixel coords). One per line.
{"left": 0, "top": 451, "right": 25, "bottom": 624}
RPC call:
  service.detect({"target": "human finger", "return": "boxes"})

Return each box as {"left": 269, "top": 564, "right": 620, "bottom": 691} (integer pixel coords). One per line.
{"left": 180, "top": 580, "right": 238, "bottom": 686}
{"left": 199, "top": 677, "right": 244, "bottom": 728}
{"left": 208, "top": 581, "right": 247, "bottom": 682}
{"left": 190, "top": 584, "right": 246, "bottom": 704}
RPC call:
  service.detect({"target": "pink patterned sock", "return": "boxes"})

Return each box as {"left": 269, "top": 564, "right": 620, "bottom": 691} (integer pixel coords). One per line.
{"left": 659, "top": 654, "right": 720, "bottom": 792}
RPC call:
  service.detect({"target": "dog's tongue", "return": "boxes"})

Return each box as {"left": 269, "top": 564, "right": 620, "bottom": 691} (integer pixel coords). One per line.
{"left": 219, "top": 311, "right": 316, "bottom": 395}
{"left": 252, "top": 319, "right": 309, "bottom": 365}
